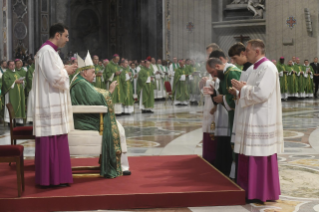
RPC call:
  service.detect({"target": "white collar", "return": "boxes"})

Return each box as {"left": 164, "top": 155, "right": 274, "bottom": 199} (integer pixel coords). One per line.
{"left": 223, "top": 63, "right": 234, "bottom": 73}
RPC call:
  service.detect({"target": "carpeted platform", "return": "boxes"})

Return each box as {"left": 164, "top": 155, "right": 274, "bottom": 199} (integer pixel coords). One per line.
{"left": 0, "top": 155, "right": 245, "bottom": 212}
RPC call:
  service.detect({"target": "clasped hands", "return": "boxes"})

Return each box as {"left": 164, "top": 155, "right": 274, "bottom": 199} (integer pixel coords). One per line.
{"left": 231, "top": 79, "right": 246, "bottom": 92}
{"left": 203, "top": 85, "right": 223, "bottom": 104}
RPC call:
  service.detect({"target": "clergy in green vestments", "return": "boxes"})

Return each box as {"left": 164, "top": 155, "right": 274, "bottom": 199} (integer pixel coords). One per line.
{"left": 137, "top": 60, "right": 155, "bottom": 113}
{"left": 287, "top": 60, "right": 298, "bottom": 98}
{"left": 15, "top": 59, "right": 27, "bottom": 80}
{"left": 169, "top": 57, "right": 180, "bottom": 90}
{"left": 103, "top": 54, "right": 124, "bottom": 115}
{"left": 130, "top": 63, "right": 138, "bottom": 99}
{"left": 204, "top": 55, "right": 241, "bottom": 177}
{"left": 2, "top": 60, "right": 25, "bottom": 124}
{"left": 92, "top": 55, "right": 106, "bottom": 89}
{"left": 276, "top": 57, "right": 289, "bottom": 100}
{"left": 70, "top": 64, "right": 123, "bottom": 178}
{"left": 173, "top": 60, "right": 190, "bottom": 106}
{"left": 120, "top": 60, "right": 134, "bottom": 114}
{"left": 294, "top": 58, "right": 307, "bottom": 98}
{"left": 304, "top": 59, "right": 314, "bottom": 98}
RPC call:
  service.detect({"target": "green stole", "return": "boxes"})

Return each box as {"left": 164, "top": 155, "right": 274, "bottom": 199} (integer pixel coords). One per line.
{"left": 70, "top": 75, "right": 122, "bottom": 178}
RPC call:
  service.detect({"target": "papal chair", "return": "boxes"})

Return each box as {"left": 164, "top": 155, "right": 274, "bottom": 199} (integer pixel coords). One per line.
{"left": 68, "top": 105, "right": 108, "bottom": 174}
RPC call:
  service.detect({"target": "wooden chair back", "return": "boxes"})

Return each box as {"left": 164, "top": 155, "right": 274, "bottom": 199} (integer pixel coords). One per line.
{"left": 6, "top": 103, "right": 16, "bottom": 131}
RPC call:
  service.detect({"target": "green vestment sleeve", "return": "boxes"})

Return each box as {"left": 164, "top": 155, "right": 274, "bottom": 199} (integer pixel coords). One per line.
{"left": 25, "top": 64, "right": 35, "bottom": 97}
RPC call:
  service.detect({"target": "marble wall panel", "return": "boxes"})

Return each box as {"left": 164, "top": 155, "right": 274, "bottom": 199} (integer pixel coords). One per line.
{"left": 163, "top": 0, "right": 212, "bottom": 60}
{"left": 266, "top": 0, "right": 319, "bottom": 62}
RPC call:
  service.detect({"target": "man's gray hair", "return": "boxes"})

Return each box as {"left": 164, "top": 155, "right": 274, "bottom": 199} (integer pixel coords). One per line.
{"left": 206, "top": 57, "right": 223, "bottom": 68}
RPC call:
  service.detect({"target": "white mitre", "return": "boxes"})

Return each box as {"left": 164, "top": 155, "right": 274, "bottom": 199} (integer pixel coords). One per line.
{"left": 78, "top": 51, "right": 94, "bottom": 71}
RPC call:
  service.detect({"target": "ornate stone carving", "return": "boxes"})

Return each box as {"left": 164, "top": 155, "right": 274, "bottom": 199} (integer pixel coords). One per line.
{"left": 226, "top": 0, "right": 265, "bottom": 19}
{"left": 13, "top": 0, "right": 28, "bottom": 19}
{"left": 14, "top": 22, "right": 27, "bottom": 40}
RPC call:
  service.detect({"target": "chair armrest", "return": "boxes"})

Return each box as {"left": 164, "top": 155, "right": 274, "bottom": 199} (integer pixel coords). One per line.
{"left": 72, "top": 105, "right": 108, "bottom": 114}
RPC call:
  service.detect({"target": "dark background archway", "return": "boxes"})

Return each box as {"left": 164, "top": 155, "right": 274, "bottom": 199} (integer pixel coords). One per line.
{"left": 68, "top": 0, "right": 163, "bottom": 60}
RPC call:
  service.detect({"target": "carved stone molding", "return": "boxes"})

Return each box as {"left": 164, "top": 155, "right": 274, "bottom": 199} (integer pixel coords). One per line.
{"left": 13, "top": 0, "right": 28, "bottom": 19}
{"left": 14, "top": 22, "right": 28, "bottom": 40}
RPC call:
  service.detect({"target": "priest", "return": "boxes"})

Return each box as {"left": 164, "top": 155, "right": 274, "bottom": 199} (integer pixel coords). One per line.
{"left": 169, "top": 57, "right": 180, "bottom": 90}
{"left": 70, "top": 52, "right": 130, "bottom": 177}
{"left": 287, "top": 60, "right": 298, "bottom": 98}
{"left": 204, "top": 50, "right": 241, "bottom": 177}
{"left": 173, "top": 60, "right": 190, "bottom": 106}
{"left": 276, "top": 57, "right": 289, "bottom": 100}
{"left": 151, "top": 58, "right": 164, "bottom": 99}
{"left": 137, "top": 60, "right": 155, "bottom": 113}
{"left": 2, "top": 60, "right": 26, "bottom": 124}
{"left": 294, "top": 58, "right": 307, "bottom": 98}
{"left": 92, "top": 55, "right": 105, "bottom": 89}
{"left": 15, "top": 59, "right": 27, "bottom": 79}
{"left": 304, "top": 59, "right": 314, "bottom": 98}
{"left": 130, "top": 63, "right": 138, "bottom": 99}
{"left": 32, "top": 23, "right": 77, "bottom": 187}
{"left": 120, "top": 60, "right": 134, "bottom": 114}
{"left": 0, "top": 60, "right": 7, "bottom": 74}
{"left": 104, "top": 54, "right": 124, "bottom": 115}
{"left": 231, "top": 39, "right": 283, "bottom": 202}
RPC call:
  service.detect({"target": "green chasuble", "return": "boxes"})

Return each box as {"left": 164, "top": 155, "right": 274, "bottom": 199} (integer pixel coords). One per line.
{"left": 276, "top": 62, "right": 289, "bottom": 98}
{"left": 93, "top": 64, "right": 106, "bottom": 89}
{"left": 171, "top": 63, "right": 180, "bottom": 72}
{"left": 219, "top": 65, "right": 241, "bottom": 134}
{"left": 173, "top": 66, "right": 190, "bottom": 102}
{"left": 70, "top": 75, "right": 122, "bottom": 178}
{"left": 304, "top": 65, "right": 314, "bottom": 96}
{"left": 2, "top": 70, "right": 25, "bottom": 119}
{"left": 121, "top": 66, "right": 134, "bottom": 106}
{"left": 16, "top": 68, "right": 27, "bottom": 78}
{"left": 294, "top": 64, "right": 306, "bottom": 97}
{"left": 25, "top": 63, "right": 35, "bottom": 97}
{"left": 287, "top": 65, "right": 298, "bottom": 97}
{"left": 137, "top": 66, "right": 155, "bottom": 108}
{"left": 104, "top": 61, "right": 125, "bottom": 104}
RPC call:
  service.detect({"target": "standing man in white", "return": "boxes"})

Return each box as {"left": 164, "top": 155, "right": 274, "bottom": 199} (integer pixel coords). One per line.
{"left": 32, "top": 23, "right": 77, "bottom": 187}
{"left": 231, "top": 39, "right": 283, "bottom": 202}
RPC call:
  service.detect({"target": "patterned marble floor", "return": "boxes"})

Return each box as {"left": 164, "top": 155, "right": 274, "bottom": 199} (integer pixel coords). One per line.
{"left": 2, "top": 99, "right": 319, "bottom": 212}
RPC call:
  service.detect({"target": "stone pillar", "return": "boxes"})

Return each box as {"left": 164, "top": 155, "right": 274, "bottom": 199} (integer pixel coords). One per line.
{"left": 218, "top": 0, "right": 223, "bottom": 22}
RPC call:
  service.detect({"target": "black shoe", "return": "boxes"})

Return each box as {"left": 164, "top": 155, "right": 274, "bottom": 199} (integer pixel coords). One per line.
{"left": 148, "top": 110, "right": 154, "bottom": 113}
{"left": 116, "top": 114, "right": 122, "bottom": 116}
{"left": 142, "top": 110, "right": 148, "bottom": 114}
{"left": 123, "top": 170, "right": 131, "bottom": 176}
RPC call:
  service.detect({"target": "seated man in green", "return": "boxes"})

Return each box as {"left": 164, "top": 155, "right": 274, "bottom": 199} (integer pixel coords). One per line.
{"left": 70, "top": 52, "right": 131, "bottom": 177}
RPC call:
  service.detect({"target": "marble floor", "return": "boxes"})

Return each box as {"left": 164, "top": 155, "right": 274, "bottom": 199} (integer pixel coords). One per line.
{"left": 2, "top": 98, "right": 319, "bottom": 212}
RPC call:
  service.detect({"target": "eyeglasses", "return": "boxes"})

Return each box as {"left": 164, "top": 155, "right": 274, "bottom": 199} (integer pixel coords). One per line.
{"left": 59, "top": 33, "right": 69, "bottom": 38}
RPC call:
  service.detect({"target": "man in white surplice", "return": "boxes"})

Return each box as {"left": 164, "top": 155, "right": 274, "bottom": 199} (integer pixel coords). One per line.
{"left": 151, "top": 57, "right": 164, "bottom": 99}
{"left": 32, "top": 23, "right": 78, "bottom": 186}
{"left": 231, "top": 39, "right": 283, "bottom": 202}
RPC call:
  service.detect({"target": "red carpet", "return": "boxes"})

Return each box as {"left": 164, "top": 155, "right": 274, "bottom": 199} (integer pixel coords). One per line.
{"left": 0, "top": 155, "right": 245, "bottom": 212}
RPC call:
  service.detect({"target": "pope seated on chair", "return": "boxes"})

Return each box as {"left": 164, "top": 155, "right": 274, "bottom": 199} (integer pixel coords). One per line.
{"left": 70, "top": 51, "right": 131, "bottom": 177}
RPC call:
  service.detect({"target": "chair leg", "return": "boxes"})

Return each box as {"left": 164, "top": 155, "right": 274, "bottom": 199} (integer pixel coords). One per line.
{"left": 14, "top": 140, "right": 17, "bottom": 145}
{"left": 21, "top": 156, "right": 25, "bottom": 191}
{"left": 15, "top": 157, "right": 22, "bottom": 197}
{"left": 11, "top": 137, "right": 13, "bottom": 146}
